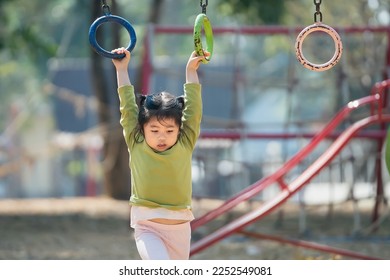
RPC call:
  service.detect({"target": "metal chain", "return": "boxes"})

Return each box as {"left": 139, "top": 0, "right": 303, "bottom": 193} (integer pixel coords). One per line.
{"left": 101, "top": 0, "right": 111, "bottom": 15}
{"left": 314, "top": 0, "right": 322, "bottom": 22}
{"left": 200, "top": 0, "right": 208, "bottom": 14}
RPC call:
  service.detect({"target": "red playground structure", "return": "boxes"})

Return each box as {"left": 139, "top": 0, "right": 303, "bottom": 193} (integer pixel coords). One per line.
{"left": 142, "top": 25, "right": 390, "bottom": 259}
{"left": 190, "top": 79, "right": 390, "bottom": 259}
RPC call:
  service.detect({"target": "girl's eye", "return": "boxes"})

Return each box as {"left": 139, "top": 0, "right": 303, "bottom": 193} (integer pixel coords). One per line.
{"left": 151, "top": 130, "right": 158, "bottom": 133}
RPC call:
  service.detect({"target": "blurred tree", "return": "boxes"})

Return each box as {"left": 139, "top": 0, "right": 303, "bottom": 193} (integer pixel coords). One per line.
{"left": 215, "top": 0, "right": 389, "bottom": 26}
{"left": 0, "top": 0, "right": 58, "bottom": 61}
{"left": 216, "top": 0, "right": 285, "bottom": 24}
{"left": 0, "top": 0, "right": 59, "bottom": 132}
{"left": 89, "top": 0, "right": 130, "bottom": 200}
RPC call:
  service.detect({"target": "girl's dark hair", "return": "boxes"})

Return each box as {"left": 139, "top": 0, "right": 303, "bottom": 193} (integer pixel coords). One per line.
{"left": 134, "top": 92, "right": 185, "bottom": 142}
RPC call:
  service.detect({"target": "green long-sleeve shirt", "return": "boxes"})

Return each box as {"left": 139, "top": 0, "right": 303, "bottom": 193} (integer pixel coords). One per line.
{"left": 118, "top": 83, "right": 202, "bottom": 210}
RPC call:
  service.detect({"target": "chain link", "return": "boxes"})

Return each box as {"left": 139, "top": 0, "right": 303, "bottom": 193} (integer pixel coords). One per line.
{"left": 200, "top": 0, "right": 208, "bottom": 14}
{"left": 314, "top": 0, "right": 322, "bottom": 22}
{"left": 101, "top": 0, "right": 111, "bottom": 15}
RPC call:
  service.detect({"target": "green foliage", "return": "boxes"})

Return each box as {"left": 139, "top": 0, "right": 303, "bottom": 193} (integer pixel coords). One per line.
{"left": 1, "top": 1, "right": 59, "bottom": 61}
{"left": 215, "top": 0, "right": 389, "bottom": 27}
{"left": 217, "top": 0, "right": 285, "bottom": 24}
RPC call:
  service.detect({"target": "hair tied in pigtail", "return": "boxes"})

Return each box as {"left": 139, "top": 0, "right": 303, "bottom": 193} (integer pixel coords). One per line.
{"left": 138, "top": 95, "right": 146, "bottom": 108}
{"left": 176, "top": 96, "right": 185, "bottom": 110}
{"left": 145, "top": 95, "right": 159, "bottom": 110}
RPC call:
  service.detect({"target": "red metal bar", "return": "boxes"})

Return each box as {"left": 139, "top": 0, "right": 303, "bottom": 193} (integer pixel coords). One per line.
{"left": 140, "top": 27, "right": 152, "bottom": 95}
{"left": 239, "top": 231, "right": 381, "bottom": 260}
{"left": 153, "top": 25, "right": 390, "bottom": 35}
{"left": 277, "top": 178, "right": 288, "bottom": 191}
{"left": 200, "top": 130, "right": 386, "bottom": 140}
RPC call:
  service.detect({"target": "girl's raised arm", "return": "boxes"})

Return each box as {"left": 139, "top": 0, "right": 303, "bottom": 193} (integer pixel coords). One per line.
{"left": 186, "top": 51, "right": 208, "bottom": 84}
{"left": 112, "top": 48, "right": 132, "bottom": 87}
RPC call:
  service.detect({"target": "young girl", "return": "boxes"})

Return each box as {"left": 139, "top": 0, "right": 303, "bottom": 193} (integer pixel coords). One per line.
{"left": 111, "top": 48, "right": 207, "bottom": 260}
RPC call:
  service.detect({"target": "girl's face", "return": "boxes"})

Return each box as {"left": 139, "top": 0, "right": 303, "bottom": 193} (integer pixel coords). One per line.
{"left": 143, "top": 117, "right": 180, "bottom": 152}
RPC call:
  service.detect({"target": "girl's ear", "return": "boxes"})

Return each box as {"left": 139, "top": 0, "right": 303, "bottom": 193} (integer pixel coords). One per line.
{"left": 176, "top": 96, "right": 185, "bottom": 110}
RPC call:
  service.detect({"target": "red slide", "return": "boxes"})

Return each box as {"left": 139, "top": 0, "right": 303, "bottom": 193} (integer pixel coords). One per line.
{"left": 190, "top": 80, "right": 390, "bottom": 256}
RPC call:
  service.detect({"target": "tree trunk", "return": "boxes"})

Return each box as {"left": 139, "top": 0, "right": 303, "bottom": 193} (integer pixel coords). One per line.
{"left": 90, "top": 0, "right": 130, "bottom": 200}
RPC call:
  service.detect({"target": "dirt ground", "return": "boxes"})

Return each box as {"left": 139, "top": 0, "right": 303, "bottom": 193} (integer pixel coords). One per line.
{"left": 0, "top": 196, "right": 389, "bottom": 260}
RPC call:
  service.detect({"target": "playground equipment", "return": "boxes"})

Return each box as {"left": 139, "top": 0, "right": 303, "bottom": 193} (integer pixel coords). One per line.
{"left": 193, "top": 0, "right": 214, "bottom": 64}
{"left": 295, "top": 0, "right": 343, "bottom": 71}
{"left": 141, "top": 23, "right": 390, "bottom": 259}
{"left": 190, "top": 79, "right": 390, "bottom": 259}
{"left": 89, "top": 0, "right": 137, "bottom": 59}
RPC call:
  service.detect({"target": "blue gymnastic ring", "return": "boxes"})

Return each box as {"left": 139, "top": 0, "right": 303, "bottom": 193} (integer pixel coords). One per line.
{"left": 89, "top": 14, "right": 137, "bottom": 59}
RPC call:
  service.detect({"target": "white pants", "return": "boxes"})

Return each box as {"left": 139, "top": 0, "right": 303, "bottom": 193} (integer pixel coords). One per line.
{"left": 134, "top": 220, "right": 191, "bottom": 260}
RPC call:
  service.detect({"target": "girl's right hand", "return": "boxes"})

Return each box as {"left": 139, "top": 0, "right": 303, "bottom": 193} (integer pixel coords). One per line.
{"left": 111, "top": 47, "right": 131, "bottom": 70}
{"left": 186, "top": 51, "right": 210, "bottom": 71}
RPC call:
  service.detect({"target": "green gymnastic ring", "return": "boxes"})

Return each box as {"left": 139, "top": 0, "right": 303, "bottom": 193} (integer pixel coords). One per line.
{"left": 193, "top": 13, "right": 213, "bottom": 64}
